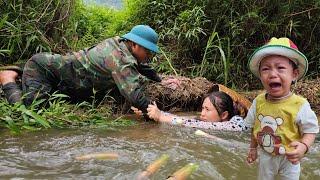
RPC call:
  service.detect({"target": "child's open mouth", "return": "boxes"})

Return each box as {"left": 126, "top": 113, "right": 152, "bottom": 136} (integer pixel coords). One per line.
{"left": 269, "top": 82, "right": 281, "bottom": 89}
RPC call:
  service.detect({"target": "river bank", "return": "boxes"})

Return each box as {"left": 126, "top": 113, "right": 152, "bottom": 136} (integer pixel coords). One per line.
{"left": 145, "top": 75, "right": 320, "bottom": 115}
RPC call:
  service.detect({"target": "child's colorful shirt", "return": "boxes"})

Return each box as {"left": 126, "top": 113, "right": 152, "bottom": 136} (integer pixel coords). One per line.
{"left": 245, "top": 93, "right": 319, "bottom": 155}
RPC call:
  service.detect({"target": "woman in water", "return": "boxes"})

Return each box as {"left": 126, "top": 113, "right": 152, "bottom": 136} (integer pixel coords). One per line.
{"left": 132, "top": 90, "right": 249, "bottom": 131}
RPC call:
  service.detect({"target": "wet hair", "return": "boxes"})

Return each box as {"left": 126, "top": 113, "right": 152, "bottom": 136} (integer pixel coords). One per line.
{"left": 203, "top": 91, "right": 235, "bottom": 119}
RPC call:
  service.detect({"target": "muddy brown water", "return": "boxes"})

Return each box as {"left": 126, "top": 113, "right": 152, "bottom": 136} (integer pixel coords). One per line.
{"left": 0, "top": 118, "right": 319, "bottom": 179}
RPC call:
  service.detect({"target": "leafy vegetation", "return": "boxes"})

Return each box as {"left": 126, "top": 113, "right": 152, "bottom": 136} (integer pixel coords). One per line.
{"left": 0, "top": 92, "right": 136, "bottom": 133}
{"left": 2, "top": 0, "right": 320, "bottom": 87}
{"left": 135, "top": 0, "right": 320, "bottom": 89}
{"left": 0, "top": 0, "right": 146, "bottom": 131}
{"left": 0, "top": 0, "right": 76, "bottom": 62}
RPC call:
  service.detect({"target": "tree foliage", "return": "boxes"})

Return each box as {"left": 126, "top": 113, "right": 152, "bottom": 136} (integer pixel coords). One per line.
{"left": 1, "top": 0, "right": 320, "bottom": 89}
{"left": 0, "top": 0, "right": 77, "bottom": 63}
{"left": 135, "top": 0, "right": 320, "bottom": 89}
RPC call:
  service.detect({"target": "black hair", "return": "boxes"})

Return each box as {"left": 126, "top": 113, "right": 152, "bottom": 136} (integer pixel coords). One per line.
{"left": 204, "top": 91, "right": 235, "bottom": 119}
{"left": 288, "top": 59, "right": 298, "bottom": 70}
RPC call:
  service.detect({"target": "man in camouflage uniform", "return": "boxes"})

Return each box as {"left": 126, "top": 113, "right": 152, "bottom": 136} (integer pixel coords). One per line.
{"left": 0, "top": 25, "right": 178, "bottom": 114}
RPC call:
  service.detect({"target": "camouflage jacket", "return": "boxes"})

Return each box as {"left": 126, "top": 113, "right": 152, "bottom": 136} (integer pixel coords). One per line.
{"left": 70, "top": 36, "right": 156, "bottom": 112}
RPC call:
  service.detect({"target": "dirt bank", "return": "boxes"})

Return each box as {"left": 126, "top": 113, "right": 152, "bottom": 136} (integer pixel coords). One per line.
{"left": 145, "top": 75, "right": 320, "bottom": 115}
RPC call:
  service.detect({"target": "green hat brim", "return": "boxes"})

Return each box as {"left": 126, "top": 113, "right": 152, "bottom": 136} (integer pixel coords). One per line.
{"left": 248, "top": 45, "right": 308, "bottom": 80}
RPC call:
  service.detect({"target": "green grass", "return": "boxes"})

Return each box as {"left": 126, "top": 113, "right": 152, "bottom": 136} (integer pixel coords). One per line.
{"left": 0, "top": 92, "right": 136, "bottom": 133}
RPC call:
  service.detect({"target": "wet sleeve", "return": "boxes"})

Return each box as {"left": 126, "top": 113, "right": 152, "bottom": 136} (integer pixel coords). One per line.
{"left": 296, "top": 102, "right": 319, "bottom": 134}
{"left": 182, "top": 116, "right": 245, "bottom": 131}
{"left": 112, "top": 63, "right": 151, "bottom": 113}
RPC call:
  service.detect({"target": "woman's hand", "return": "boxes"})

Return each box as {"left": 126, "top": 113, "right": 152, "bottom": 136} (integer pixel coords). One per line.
{"left": 247, "top": 148, "right": 258, "bottom": 164}
{"left": 131, "top": 106, "right": 143, "bottom": 116}
{"left": 147, "top": 102, "right": 162, "bottom": 121}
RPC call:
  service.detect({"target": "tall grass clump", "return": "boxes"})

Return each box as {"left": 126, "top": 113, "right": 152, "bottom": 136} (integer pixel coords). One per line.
{"left": 65, "top": 1, "right": 117, "bottom": 50}
{"left": 0, "top": 0, "right": 77, "bottom": 63}
{"left": 0, "top": 92, "right": 136, "bottom": 133}
{"left": 0, "top": 0, "right": 150, "bottom": 62}
{"left": 0, "top": 0, "right": 150, "bottom": 132}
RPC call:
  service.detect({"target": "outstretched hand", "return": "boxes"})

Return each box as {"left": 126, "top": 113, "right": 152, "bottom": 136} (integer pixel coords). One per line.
{"left": 161, "top": 78, "right": 181, "bottom": 90}
{"left": 131, "top": 106, "right": 143, "bottom": 116}
{"left": 147, "top": 101, "right": 162, "bottom": 121}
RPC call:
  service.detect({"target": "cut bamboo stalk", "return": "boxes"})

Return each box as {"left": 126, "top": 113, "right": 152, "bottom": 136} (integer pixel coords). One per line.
{"left": 137, "top": 154, "right": 170, "bottom": 180}
{"left": 195, "top": 129, "right": 246, "bottom": 148}
{"left": 167, "top": 163, "right": 199, "bottom": 180}
{"left": 75, "top": 152, "right": 119, "bottom": 160}
{"left": 195, "top": 129, "right": 234, "bottom": 146}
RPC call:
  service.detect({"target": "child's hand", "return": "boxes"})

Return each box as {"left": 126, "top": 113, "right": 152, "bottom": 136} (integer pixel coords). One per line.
{"left": 285, "top": 141, "right": 308, "bottom": 164}
{"left": 147, "top": 102, "right": 161, "bottom": 121}
{"left": 131, "top": 106, "right": 143, "bottom": 116}
{"left": 246, "top": 148, "right": 258, "bottom": 165}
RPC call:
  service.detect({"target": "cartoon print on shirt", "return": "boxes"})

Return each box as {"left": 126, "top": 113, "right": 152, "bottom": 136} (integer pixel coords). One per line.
{"left": 257, "top": 114, "right": 286, "bottom": 155}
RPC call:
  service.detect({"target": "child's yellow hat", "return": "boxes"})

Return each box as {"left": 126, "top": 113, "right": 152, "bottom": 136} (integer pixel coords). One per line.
{"left": 248, "top": 37, "right": 308, "bottom": 80}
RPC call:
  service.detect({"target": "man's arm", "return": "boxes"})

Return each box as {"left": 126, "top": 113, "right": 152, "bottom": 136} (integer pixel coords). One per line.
{"left": 136, "top": 63, "right": 161, "bottom": 82}
{"left": 112, "top": 64, "right": 151, "bottom": 114}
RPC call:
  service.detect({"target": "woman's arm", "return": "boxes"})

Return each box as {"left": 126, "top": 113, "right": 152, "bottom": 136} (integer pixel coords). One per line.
{"left": 183, "top": 116, "right": 246, "bottom": 131}
{"left": 146, "top": 103, "right": 248, "bottom": 131}
{"left": 132, "top": 104, "right": 187, "bottom": 123}
{"left": 147, "top": 102, "right": 179, "bottom": 123}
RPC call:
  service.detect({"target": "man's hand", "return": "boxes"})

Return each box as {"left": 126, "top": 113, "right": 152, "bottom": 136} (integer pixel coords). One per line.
{"left": 131, "top": 106, "right": 143, "bottom": 116}
{"left": 161, "top": 78, "right": 181, "bottom": 90}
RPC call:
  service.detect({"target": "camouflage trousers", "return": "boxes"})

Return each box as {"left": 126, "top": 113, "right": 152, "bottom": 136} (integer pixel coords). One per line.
{"left": 3, "top": 52, "right": 109, "bottom": 105}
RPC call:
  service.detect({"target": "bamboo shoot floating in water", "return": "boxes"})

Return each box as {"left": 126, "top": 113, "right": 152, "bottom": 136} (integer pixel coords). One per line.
{"left": 167, "top": 163, "right": 199, "bottom": 180}
{"left": 137, "top": 154, "right": 170, "bottom": 180}
{"left": 75, "top": 152, "right": 119, "bottom": 160}
{"left": 195, "top": 129, "right": 235, "bottom": 145}
{"left": 195, "top": 129, "right": 247, "bottom": 149}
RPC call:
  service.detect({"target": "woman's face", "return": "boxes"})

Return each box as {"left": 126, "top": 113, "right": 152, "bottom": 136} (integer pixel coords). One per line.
{"left": 200, "top": 97, "right": 221, "bottom": 122}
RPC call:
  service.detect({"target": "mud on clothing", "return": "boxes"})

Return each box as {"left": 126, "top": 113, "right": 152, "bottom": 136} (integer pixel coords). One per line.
{"left": 6, "top": 37, "right": 158, "bottom": 113}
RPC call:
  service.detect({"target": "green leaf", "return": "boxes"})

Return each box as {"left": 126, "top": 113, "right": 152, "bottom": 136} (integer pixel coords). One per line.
{"left": 0, "top": 14, "right": 8, "bottom": 29}
{"left": 30, "top": 111, "right": 51, "bottom": 128}
{"left": 18, "top": 105, "right": 51, "bottom": 128}
{"left": 22, "top": 125, "right": 40, "bottom": 131}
